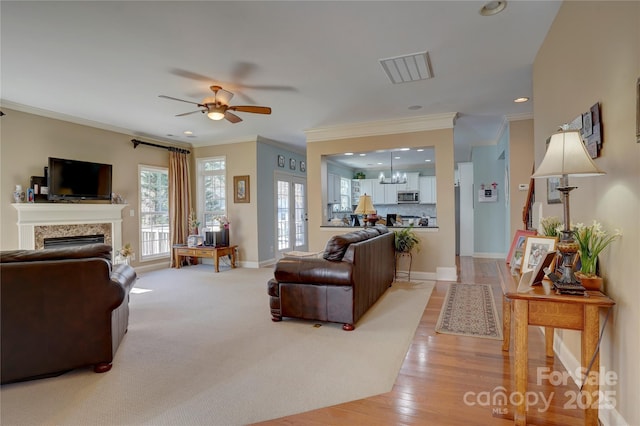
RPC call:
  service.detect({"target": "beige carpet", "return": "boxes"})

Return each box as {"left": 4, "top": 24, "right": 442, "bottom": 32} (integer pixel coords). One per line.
{"left": 435, "top": 283, "right": 503, "bottom": 340}
{"left": 0, "top": 265, "right": 433, "bottom": 425}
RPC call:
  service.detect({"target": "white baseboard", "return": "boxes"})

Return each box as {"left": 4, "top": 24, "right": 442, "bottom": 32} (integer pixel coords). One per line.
{"left": 548, "top": 328, "right": 628, "bottom": 425}
{"left": 436, "top": 266, "right": 457, "bottom": 281}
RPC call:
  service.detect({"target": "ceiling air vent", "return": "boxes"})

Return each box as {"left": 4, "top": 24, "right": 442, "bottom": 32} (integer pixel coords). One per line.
{"left": 379, "top": 51, "right": 433, "bottom": 84}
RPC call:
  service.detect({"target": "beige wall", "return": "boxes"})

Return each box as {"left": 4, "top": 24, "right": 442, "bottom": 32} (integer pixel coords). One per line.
{"left": 1, "top": 108, "right": 174, "bottom": 269}
{"left": 533, "top": 2, "right": 639, "bottom": 424}
{"left": 306, "top": 129, "right": 456, "bottom": 277}
{"left": 508, "top": 119, "right": 534, "bottom": 238}
{"left": 193, "top": 142, "right": 259, "bottom": 266}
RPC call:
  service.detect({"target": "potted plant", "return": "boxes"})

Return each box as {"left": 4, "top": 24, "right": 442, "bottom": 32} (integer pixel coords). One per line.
{"left": 574, "top": 221, "right": 621, "bottom": 290}
{"left": 539, "top": 216, "right": 562, "bottom": 237}
{"left": 394, "top": 225, "right": 420, "bottom": 253}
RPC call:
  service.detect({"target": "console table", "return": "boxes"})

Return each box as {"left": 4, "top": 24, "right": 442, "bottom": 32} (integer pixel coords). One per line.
{"left": 173, "top": 245, "right": 238, "bottom": 272}
{"left": 497, "top": 261, "right": 614, "bottom": 426}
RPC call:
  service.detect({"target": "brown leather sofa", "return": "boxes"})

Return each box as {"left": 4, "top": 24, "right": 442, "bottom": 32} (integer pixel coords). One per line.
{"left": 0, "top": 243, "right": 137, "bottom": 384}
{"left": 268, "top": 225, "right": 395, "bottom": 330}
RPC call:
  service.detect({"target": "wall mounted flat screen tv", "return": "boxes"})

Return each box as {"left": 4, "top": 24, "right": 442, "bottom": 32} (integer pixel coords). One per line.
{"left": 47, "top": 157, "right": 113, "bottom": 201}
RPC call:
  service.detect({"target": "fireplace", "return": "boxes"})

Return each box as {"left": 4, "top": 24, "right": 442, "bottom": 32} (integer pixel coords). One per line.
{"left": 44, "top": 234, "right": 106, "bottom": 249}
{"left": 12, "top": 203, "right": 126, "bottom": 258}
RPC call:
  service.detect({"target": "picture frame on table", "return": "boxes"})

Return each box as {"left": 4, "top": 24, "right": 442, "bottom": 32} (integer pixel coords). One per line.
{"left": 529, "top": 251, "right": 557, "bottom": 286}
{"left": 506, "top": 229, "right": 537, "bottom": 265}
{"left": 521, "top": 236, "right": 558, "bottom": 275}
{"left": 277, "top": 155, "right": 285, "bottom": 168}
{"left": 233, "top": 175, "right": 250, "bottom": 203}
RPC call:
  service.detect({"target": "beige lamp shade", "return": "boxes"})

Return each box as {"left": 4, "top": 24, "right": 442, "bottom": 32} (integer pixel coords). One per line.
{"left": 354, "top": 194, "right": 376, "bottom": 215}
{"left": 532, "top": 130, "right": 605, "bottom": 178}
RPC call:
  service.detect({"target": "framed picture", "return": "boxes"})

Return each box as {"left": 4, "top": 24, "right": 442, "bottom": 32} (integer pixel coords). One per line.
{"left": 547, "top": 177, "right": 562, "bottom": 204}
{"left": 299, "top": 160, "right": 306, "bottom": 172}
{"left": 277, "top": 155, "right": 285, "bottom": 168}
{"left": 521, "top": 236, "right": 558, "bottom": 275}
{"left": 506, "top": 229, "right": 537, "bottom": 264}
{"left": 529, "top": 251, "right": 557, "bottom": 286}
{"left": 582, "top": 111, "right": 593, "bottom": 137}
{"left": 233, "top": 175, "right": 250, "bottom": 203}
{"left": 289, "top": 158, "right": 296, "bottom": 170}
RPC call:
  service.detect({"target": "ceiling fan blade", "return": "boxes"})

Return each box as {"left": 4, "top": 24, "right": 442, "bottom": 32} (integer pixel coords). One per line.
{"left": 224, "top": 111, "right": 243, "bottom": 123}
{"left": 159, "top": 95, "right": 202, "bottom": 106}
{"left": 176, "top": 110, "right": 204, "bottom": 117}
{"left": 229, "top": 105, "right": 272, "bottom": 115}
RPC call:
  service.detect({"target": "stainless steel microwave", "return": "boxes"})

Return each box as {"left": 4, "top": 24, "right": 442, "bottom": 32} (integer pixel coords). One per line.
{"left": 397, "top": 190, "right": 419, "bottom": 203}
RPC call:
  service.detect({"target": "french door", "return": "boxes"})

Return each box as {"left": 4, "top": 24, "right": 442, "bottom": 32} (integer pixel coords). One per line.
{"left": 275, "top": 173, "right": 307, "bottom": 257}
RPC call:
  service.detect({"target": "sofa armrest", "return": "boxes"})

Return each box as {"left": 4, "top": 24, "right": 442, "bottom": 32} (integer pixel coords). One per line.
{"left": 274, "top": 258, "right": 353, "bottom": 286}
{"left": 111, "top": 263, "right": 137, "bottom": 294}
{"left": 0, "top": 243, "right": 112, "bottom": 263}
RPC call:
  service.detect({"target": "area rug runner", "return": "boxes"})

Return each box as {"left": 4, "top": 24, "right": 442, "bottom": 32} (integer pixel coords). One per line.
{"left": 0, "top": 266, "right": 434, "bottom": 425}
{"left": 435, "top": 283, "right": 503, "bottom": 340}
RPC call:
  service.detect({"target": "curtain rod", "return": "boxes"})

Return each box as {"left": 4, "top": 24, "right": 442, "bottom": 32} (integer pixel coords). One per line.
{"left": 131, "top": 139, "right": 190, "bottom": 154}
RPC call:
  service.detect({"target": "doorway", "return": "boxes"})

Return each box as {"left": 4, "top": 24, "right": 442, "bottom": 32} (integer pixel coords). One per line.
{"left": 275, "top": 173, "right": 308, "bottom": 258}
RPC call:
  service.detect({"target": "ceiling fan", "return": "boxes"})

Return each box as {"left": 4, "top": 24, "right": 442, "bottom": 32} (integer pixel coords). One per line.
{"left": 159, "top": 85, "right": 271, "bottom": 123}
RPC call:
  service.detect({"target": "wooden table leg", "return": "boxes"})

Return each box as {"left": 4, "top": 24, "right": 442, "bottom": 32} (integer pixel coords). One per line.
{"left": 514, "top": 299, "right": 528, "bottom": 426}
{"left": 502, "top": 294, "right": 511, "bottom": 352}
{"left": 230, "top": 247, "right": 237, "bottom": 268}
{"left": 545, "top": 327, "right": 555, "bottom": 358}
{"left": 583, "top": 305, "right": 600, "bottom": 426}
{"left": 214, "top": 251, "right": 220, "bottom": 272}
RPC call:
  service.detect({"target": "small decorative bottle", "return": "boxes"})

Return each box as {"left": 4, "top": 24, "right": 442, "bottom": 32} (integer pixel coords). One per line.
{"left": 13, "top": 185, "right": 25, "bottom": 203}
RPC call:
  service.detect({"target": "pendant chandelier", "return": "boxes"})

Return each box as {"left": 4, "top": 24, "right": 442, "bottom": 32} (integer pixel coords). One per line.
{"left": 379, "top": 152, "right": 407, "bottom": 184}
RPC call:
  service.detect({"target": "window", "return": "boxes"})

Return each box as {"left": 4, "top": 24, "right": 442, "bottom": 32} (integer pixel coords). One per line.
{"left": 340, "top": 177, "right": 351, "bottom": 211}
{"left": 139, "top": 165, "right": 169, "bottom": 259}
{"left": 198, "top": 157, "right": 226, "bottom": 228}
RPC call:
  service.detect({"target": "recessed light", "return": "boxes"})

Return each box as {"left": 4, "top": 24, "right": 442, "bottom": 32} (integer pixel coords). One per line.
{"left": 514, "top": 97, "right": 530, "bottom": 103}
{"left": 184, "top": 130, "right": 193, "bottom": 135}
{"left": 425, "top": 159, "right": 432, "bottom": 162}
{"left": 480, "top": 1, "right": 507, "bottom": 16}
{"left": 359, "top": 153, "right": 366, "bottom": 156}
{"left": 394, "top": 156, "right": 401, "bottom": 160}
{"left": 417, "top": 149, "right": 424, "bottom": 152}
{"left": 377, "top": 162, "right": 383, "bottom": 165}
{"left": 344, "top": 152, "right": 354, "bottom": 156}
{"left": 399, "top": 147, "right": 410, "bottom": 151}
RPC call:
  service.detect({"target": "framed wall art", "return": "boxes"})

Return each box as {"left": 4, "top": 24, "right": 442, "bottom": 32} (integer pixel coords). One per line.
{"left": 233, "top": 175, "right": 250, "bottom": 203}
{"left": 299, "top": 160, "right": 306, "bottom": 172}
{"left": 289, "top": 158, "right": 296, "bottom": 170}
{"left": 547, "top": 177, "right": 562, "bottom": 204}
{"left": 277, "top": 155, "right": 285, "bottom": 168}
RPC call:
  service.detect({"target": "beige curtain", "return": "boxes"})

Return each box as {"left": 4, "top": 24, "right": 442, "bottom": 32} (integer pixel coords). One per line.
{"left": 169, "top": 150, "right": 192, "bottom": 267}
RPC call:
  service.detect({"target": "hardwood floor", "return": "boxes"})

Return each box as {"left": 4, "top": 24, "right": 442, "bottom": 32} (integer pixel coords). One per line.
{"left": 254, "top": 257, "right": 586, "bottom": 426}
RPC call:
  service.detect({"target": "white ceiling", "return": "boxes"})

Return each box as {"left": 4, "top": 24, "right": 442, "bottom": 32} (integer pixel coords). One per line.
{"left": 1, "top": 1, "right": 561, "bottom": 164}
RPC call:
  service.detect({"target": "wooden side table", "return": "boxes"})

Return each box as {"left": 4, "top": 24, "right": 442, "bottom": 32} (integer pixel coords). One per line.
{"left": 173, "top": 245, "right": 238, "bottom": 272}
{"left": 497, "top": 261, "right": 614, "bottom": 425}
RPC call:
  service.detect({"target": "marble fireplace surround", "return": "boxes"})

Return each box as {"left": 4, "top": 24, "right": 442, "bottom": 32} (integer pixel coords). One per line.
{"left": 12, "top": 203, "right": 126, "bottom": 256}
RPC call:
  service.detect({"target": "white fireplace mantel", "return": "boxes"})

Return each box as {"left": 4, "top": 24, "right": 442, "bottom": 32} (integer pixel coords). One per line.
{"left": 12, "top": 203, "right": 126, "bottom": 251}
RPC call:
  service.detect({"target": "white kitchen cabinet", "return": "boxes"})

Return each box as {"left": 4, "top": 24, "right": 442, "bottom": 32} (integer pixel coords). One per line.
{"left": 419, "top": 176, "right": 437, "bottom": 204}
{"left": 358, "top": 179, "right": 373, "bottom": 201}
{"left": 371, "top": 179, "right": 385, "bottom": 205}
{"left": 406, "top": 172, "right": 420, "bottom": 190}
{"left": 384, "top": 184, "right": 398, "bottom": 204}
{"left": 351, "top": 179, "right": 361, "bottom": 205}
{"left": 327, "top": 173, "right": 341, "bottom": 204}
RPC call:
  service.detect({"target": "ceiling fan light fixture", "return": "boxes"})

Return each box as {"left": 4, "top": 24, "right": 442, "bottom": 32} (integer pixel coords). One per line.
{"left": 207, "top": 107, "right": 226, "bottom": 121}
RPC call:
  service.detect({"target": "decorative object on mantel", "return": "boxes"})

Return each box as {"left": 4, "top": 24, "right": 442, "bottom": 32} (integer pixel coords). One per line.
{"left": 574, "top": 221, "right": 621, "bottom": 291}
{"left": 111, "top": 193, "right": 126, "bottom": 204}
{"left": 532, "top": 128, "right": 605, "bottom": 285}
{"left": 13, "top": 185, "right": 25, "bottom": 203}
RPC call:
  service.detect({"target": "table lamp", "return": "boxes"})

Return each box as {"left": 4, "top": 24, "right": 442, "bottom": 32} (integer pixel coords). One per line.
{"left": 354, "top": 193, "right": 376, "bottom": 228}
{"left": 531, "top": 129, "right": 605, "bottom": 284}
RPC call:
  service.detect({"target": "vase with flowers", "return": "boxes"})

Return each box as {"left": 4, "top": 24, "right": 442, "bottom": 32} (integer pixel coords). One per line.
{"left": 188, "top": 210, "right": 200, "bottom": 235}
{"left": 116, "top": 243, "right": 134, "bottom": 265}
{"left": 539, "top": 216, "right": 563, "bottom": 238}
{"left": 574, "top": 221, "right": 621, "bottom": 290}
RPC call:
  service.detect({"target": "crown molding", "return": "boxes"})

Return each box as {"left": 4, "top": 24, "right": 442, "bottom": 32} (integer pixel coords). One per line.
{"left": 305, "top": 112, "right": 458, "bottom": 143}
{"left": 506, "top": 112, "right": 534, "bottom": 122}
{"left": 0, "top": 100, "right": 192, "bottom": 148}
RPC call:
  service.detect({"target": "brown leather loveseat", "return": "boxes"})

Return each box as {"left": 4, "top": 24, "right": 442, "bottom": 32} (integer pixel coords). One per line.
{"left": 0, "top": 243, "right": 137, "bottom": 384}
{"left": 268, "top": 225, "right": 395, "bottom": 330}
